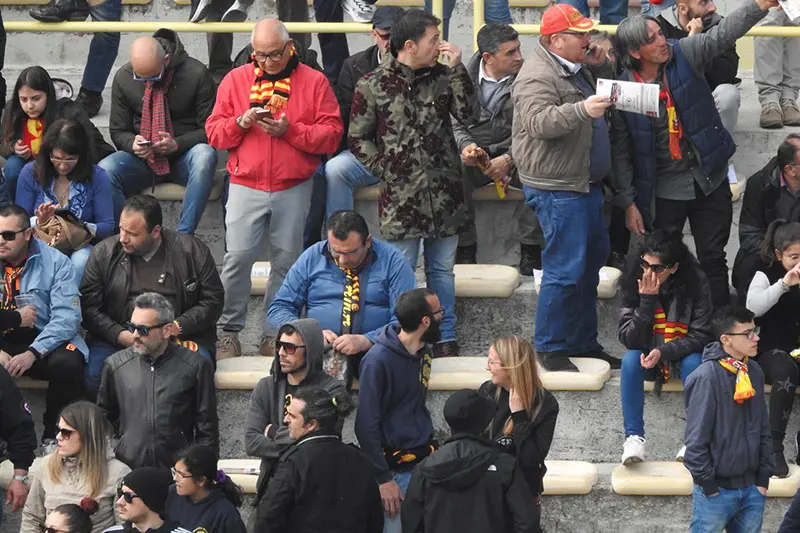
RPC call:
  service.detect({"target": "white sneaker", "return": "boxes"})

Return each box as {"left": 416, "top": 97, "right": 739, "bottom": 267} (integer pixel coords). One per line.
{"left": 676, "top": 445, "right": 686, "bottom": 462}
{"left": 621, "top": 435, "right": 646, "bottom": 465}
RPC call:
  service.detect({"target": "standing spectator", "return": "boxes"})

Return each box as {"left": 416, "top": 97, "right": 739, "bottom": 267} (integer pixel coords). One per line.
{"left": 612, "top": 0, "right": 775, "bottom": 310}
{"left": 1, "top": 66, "right": 113, "bottom": 205}
{"left": 206, "top": 19, "right": 342, "bottom": 359}
{"left": 20, "top": 402, "right": 131, "bottom": 533}
{"left": 754, "top": 7, "right": 800, "bottom": 128}
{"left": 104, "top": 468, "right": 190, "bottom": 533}
{"left": 480, "top": 336, "right": 558, "bottom": 530}
{"left": 454, "top": 23, "right": 543, "bottom": 274}
{"left": 244, "top": 319, "right": 346, "bottom": 502}
{"left": 562, "top": 0, "right": 627, "bottom": 24}
{"left": 81, "top": 195, "right": 223, "bottom": 393}
{"left": 97, "top": 293, "right": 219, "bottom": 469}
{"left": 16, "top": 119, "right": 114, "bottom": 282}
{"left": 42, "top": 501, "right": 100, "bottom": 533}
{"left": 423, "top": 0, "right": 512, "bottom": 40}
{"left": 684, "top": 306, "right": 773, "bottom": 533}
{"left": 780, "top": 488, "right": 800, "bottom": 532}
{"left": 355, "top": 288, "right": 440, "bottom": 533}
{"left": 258, "top": 387, "right": 383, "bottom": 533}
{"left": 513, "top": 4, "right": 615, "bottom": 372}
{"left": 166, "top": 445, "right": 246, "bottom": 533}
{"left": 349, "top": 9, "right": 481, "bottom": 358}
{"left": 100, "top": 31, "right": 217, "bottom": 235}
{"left": 0, "top": 366, "right": 36, "bottom": 526}
{"left": 0, "top": 204, "right": 86, "bottom": 443}
{"left": 617, "top": 231, "right": 714, "bottom": 465}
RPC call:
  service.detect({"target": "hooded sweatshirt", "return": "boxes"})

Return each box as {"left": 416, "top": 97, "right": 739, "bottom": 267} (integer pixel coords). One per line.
{"left": 243, "top": 318, "right": 347, "bottom": 497}
{"left": 355, "top": 324, "right": 435, "bottom": 484}
{"left": 401, "top": 435, "right": 538, "bottom": 533}
{"left": 683, "top": 342, "right": 774, "bottom": 495}
{"left": 165, "top": 485, "right": 246, "bottom": 533}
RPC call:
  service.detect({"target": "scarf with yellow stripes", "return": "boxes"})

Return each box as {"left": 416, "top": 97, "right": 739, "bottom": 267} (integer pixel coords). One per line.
{"left": 249, "top": 50, "right": 299, "bottom": 114}
{"left": 718, "top": 356, "right": 756, "bottom": 404}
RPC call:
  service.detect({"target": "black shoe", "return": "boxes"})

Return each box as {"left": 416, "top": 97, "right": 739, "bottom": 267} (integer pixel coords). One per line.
{"left": 434, "top": 341, "right": 459, "bottom": 358}
{"left": 576, "top": 348, "right": 622, "bottom": 370}
{"left": 774, "top": 449, "right": 790, "bottom": 478}
{"left": 30, "top": 0, "right": 89, "bottom": 22}
{"left": 455, "top": 244, "right": 477, "bottom": 265}
{"left": 75, "top": 88, "right": 103, "bottom": 119}
{"left": 538, "top": 351, "right": 579, "bottom": 372}
{"left": 519, "top": 244, "right": 542, "bottom": 276}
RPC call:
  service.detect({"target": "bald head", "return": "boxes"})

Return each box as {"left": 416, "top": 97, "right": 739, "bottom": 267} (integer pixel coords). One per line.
{"left": 251, "top": 18, "right": 293, "bottom": 74}
{"left": 130, "top": 37, "right": 166, "bottom": 80}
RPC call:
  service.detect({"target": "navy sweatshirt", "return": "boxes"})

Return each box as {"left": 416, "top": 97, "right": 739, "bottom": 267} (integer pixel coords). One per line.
{"left": 355, "top": 324, "right": 435, "bottom": 484}
{"left": 164, "top": 485, "right": 246, "bottom": 533}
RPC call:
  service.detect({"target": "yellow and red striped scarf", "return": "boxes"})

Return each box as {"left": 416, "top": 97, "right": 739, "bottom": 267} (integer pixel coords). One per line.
{"left": 653, "top": 307, "right": 689, "bottom": 383}
{"left": 719, "top": 356, "right": 756, "bottom": 404}
{"left": 249, "top": 49, "right": 298, "bottom": 116}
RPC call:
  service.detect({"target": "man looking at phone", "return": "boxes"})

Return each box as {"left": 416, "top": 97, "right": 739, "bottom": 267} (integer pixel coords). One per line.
{"left": 99, "top": 30, "right": 218, "bottom": 235}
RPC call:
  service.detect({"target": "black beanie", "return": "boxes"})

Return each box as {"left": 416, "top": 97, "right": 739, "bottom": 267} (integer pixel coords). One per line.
{"left": 444, "top": 389, "right": 497, "bottom": 435}
{"left": 121, "top": 467, "right": 173, "bottom": 516}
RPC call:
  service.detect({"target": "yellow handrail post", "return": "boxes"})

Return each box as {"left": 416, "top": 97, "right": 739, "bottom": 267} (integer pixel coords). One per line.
{"left": 432, "top": 0, "right": 444, "bottom": 36}
{"left": 474, "top": 0, "right": 485, "bottom": 49}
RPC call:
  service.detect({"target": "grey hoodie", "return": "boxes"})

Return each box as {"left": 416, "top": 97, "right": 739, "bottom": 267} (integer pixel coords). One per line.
{"left": 683, "top": 342, "right": 774, "bottom": 495}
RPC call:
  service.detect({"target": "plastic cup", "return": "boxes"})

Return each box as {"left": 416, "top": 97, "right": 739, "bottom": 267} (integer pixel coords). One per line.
{"left": 14, "top": 294, "right": 35, "bottom": 310}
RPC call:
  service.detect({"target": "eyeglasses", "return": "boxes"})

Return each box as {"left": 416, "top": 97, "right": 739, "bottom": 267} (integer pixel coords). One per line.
{"left": 330, "top": 246, "right": 364, "bottom": 257}
{"left": 375, "top": 31, "right": 391, "bottom": 41}
{"left": 276, "top": 341, "right": 306, "bottom": 355}
{"left": 41, "top": 527, "right": 68, "bottom": 533}
{"left": 428, "top": 307, "right": 445, "bottom": 317}
{"left": 639, "top": 257, "right": 675, "bottom": 274}
{"left": 133, "top": 64, "right": 165, "bottom": 82}
{"left": 124, "top": 321, "right": 169, "bottom": 336}
{"left": 0, "top": 229, "right": 26, "bottom": 242}
{"left": 561, "top": 31, "right": 589, "bottom": 37}
{"left": 253, "top": 41, "right": 291, "bottom": 62}
{"left": 487, "top": 358, "right": 503, "bottom": 366}
{"left": 725, "top": 326, "right": 761, "bottom": 340}
{"left": 56, "top": 426, "right": 74, "bottom": 439}
{"left": 171, "top": 467, "right": 192, "bottom": 479}
{"left": 50, "top": 156, "right": 79, "bottom": 166}
{"left": 117, "top": 490, "right": 141, "bottom": 504}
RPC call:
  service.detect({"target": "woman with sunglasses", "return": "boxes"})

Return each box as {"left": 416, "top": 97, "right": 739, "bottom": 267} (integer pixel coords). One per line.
{"left": 21, "top": 402, "right": 131, "bottom": 533}
{"left": 42, "top": 499, "right": 99, "bottom": 533}
{"left": 618, "top": 230, "right": 714, "bottom": 466}
{"left": 16, "top": 118, "right": 114, "bottom": 282}
{"left": 745, "top": 219, "right": 800, "bottom": 478}
{"left": 480, "top": 336, "right": 558, "bottom": 533}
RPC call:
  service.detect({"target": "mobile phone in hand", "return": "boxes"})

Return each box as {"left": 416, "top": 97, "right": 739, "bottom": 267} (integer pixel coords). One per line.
{"left": 255, "top": 109, "right": 273, "bottom": 120}
{"left": 137, "top": 140, "right": 152, "bottom": 146}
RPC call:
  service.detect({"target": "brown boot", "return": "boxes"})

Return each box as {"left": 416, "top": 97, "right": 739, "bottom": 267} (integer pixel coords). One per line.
{"left": 216, "top": 332, "right": 241, "bottom": 361}
{"left": 760, "top": 103, "right": 784, "bottom": 129}
{"left": 259, "top": 336, "right": 275, "bottom": 357}
{"left": 783, "top": 100, "right": 800, "bottom": 126}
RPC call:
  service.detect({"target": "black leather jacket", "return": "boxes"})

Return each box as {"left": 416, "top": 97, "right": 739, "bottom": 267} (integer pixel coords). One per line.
{"left": 97, "top": 343, "right": 219, "bottom": 469}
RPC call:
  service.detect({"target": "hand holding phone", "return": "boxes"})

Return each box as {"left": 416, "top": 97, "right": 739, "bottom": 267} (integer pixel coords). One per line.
{"left": 137, "top": 140, "right": 152, "bottom": 146}
{"left": 255, "top": 109, "right": 273, "bottom": 120}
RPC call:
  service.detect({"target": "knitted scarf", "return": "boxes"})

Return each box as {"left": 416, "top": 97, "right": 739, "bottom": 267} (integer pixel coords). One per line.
{"left": 139, "top": 68, "right": 175, "bottom": 176}
{"left": 718, "top": 356, "right": 756, "bottom": 404}
{"left": 249, "top": 50, "right": 299, "bottom": 115}
{"left": 335, "top": 253, "right": 369, "bottom": 390}
{"left": 633, "top": 71, "right": 683, "bottom": 160}
{"left": 2, "top": 264, "right": 24, "bottom": 310}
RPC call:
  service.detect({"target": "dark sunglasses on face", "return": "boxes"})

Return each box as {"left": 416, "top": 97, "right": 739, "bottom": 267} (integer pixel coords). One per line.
{"left": 0, "top": 228, "right": 26, "bottom": 242}
{"left": 639, "top": 257, "right": 674, "bottom": 274}
{"left": 41, "top": 527, "right": 68, "bottom": 533}
{"left": 56, "top": 426, "right": 74, "bottom": 439}
{"left": 375, "top": 32, "right": 391, "bottom": 40}
{"left": 276, "top": 341, "right": 306, "bottom": 355}
{"left": 117, "top": 490, "right": 141, "bottom": 504}
{"left": 124, "top": 321, "right": 168, "bottom": 336}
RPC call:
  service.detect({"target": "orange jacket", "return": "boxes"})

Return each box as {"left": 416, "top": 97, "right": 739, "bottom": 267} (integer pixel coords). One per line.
{"left": 206, "top": 62, "right": 343, "bottom": 192}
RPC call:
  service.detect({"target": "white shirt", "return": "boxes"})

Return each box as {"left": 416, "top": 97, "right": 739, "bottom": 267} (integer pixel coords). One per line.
{"left": 478, "top": 59, "right": 513, "bottom": 85}
{"left": 552, "top": 52, "right": 582, "bottom": 75}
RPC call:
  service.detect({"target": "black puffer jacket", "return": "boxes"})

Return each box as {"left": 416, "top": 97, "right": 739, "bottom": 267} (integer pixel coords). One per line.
{"left": 97, "top": 343, "right": 219, "bottom": 469}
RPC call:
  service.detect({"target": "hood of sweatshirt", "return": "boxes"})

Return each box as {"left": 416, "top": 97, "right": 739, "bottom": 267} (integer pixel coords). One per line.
{"left": 374, "top": 324, "right": 427, "bottom": 362}
{"left": 270, "top": 318, "right": 326, "bottom": 383}
{"left": 417, "top": 435, "right": 500, "bottom": 490}
{"left": 702, "top": 341, "right": 731, "bottom": 362}
{"left": 152, "top": 28, "right": 188, "bottom": 70}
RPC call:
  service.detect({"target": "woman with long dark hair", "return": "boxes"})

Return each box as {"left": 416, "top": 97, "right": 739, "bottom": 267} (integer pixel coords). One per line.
{"left": 43, "top": 499, "right": 99, "bottom": 533}
{"left": 618, "top": 230, "right": 714, "bottom": 466}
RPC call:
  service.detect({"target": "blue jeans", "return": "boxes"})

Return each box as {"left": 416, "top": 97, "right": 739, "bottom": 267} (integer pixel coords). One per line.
{"left": 691, "top": 485, "right": 766, "bottom": 533}
{"left": 81, "top": 0, "right": 122, "bottom": 93}
{"left": 525, "top": 185, "right": 609, "bottom": 354}
{"left": 390, "top": 236, "right": 458, "bottom": 343}
{"left": 562, "top": 0, "right": 627, "bottom": 23}
{"left": 71, "top": 245, "right": 92, "bottom": 285}
{"left": 640, "top": 0, "right": 675, "bottom": 16}
{"left": 621, "top": 349, "right": 702, "bottom": 437}
{"left": 324, "top": 151, "right": 380, "bottom": 220}
{"left": 99, "top": 144, "right": 217, "bottom": 234}
{"left": 383, "top": 471, "right": 412, "bottom": 533}
{"left": 424, "top": 0, "right": 511, "bottom": 40}
{"left": 2, "top": 154, "right": 29, "bottom": 204}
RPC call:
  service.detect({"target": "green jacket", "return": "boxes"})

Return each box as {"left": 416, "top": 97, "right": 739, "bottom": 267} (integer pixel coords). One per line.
{"left": 349, "top": 55, "right": 481, "bottom": 240}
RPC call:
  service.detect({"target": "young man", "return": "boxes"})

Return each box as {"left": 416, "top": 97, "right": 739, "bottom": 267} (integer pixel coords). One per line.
{"left": 684, "top": 306, "right": 774, "bottom": 533}
{"left": 355, "top": 288, "right": 440, "bottom": 533}
{"left": 0, "top": 366, "right": 36, "bottom": 525}
{"left": 104, "top": 467, "right": 190, "bottom": 533}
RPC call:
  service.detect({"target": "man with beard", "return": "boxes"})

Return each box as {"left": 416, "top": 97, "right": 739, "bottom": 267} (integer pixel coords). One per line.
{"left": 355, "top": 288, "right": 440, "bottom": 533}
{"left": 97, "top": 292, "right": 219, "bottom": 469}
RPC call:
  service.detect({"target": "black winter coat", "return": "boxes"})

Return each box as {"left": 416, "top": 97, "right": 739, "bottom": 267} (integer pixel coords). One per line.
{"left": 335, "top": 44, "right": 381, "bottom": 152}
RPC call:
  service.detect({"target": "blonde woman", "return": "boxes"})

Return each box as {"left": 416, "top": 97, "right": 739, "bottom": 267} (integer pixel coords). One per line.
{"left": 21, "top": 401, "right": 130, "bottom": 533}
{"left": 480, "top": 336, "right": 559, "bottom": 532}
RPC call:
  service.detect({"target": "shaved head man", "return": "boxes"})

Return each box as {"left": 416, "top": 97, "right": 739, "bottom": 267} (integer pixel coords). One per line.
{"left": 129, "top": 37, "right": 167, "bottom": 80}
{"left": 250, "top": 19, "right": 293, "bottom": 76}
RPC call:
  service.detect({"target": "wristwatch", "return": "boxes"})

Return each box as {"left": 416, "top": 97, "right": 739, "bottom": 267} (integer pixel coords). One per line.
{"left": 13, "top": 474, "right": 29, "bottom": 485}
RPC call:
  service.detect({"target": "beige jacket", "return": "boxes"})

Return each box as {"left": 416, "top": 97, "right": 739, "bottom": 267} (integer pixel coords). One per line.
{"left": 20, "top": 453, "right": 131, "bottom": 533}
{"left": 511, "top": 40, "right": 597, "bottom": 193}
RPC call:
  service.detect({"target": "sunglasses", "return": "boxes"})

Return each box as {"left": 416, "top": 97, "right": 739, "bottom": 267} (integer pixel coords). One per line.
{"left": 375, "top": 31, "right": 391, "bottom": 41}
{"left": 124, "top": 321, "right": 169, "bottom": 336}
{"left": 276, "top": 341, "right": 306, "bottom": 355}
{"left": 50, "top": 156, "right": 79, "bottom": 166}
{"left": 0, "top": 228, "right": 26, "bottom": 242}
{"left": 725, "top": 326, "right": 761, "bottom": 341}
{"left": 132, "top": 64, "right": 165, "bottom": 82}
{"left": 639, "top": 257, "right": 674, "bottom": 274}
{"left": 117, "top": 490, "right": 141, "bottom": 504}
{"left": 56, "top": 426, "right": 74, "bottom": 439}
{"left": 41, "top": 527, "right": 68, "bottom": 533}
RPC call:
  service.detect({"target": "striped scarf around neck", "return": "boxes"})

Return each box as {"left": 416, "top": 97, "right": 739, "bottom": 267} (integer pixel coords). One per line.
{"left": 250, "top": 49, "right": 299, "bottom": 116}
{"left": 140, "top": 67, "right": 175, "bottom": 176}
{"left": 718, "top": 356, "right": 756, "bottom": 404}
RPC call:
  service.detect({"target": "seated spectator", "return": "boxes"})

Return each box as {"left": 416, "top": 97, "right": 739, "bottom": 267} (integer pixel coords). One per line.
{"left": 42, "top": 501, "right": 100, "bottom": 533}
{"left": 100, "top": 30, "right": 217, "bottom": 235}
{"left": 454, "top": 23, "right": 544, "bottom": 275}
{"left": 355, "top": 288, "right": 441, "bottom": 532}
{"left": 257, "top": 386, "right": 382, "bottom": 533}
{"left": 0, "top": 365, "right": 37, "bottom": 524}
{"left": 17, "top": 119, "right": 114, "bottom": 282}
{"left": 1, "top": 66, "right": 114, "bottom": 205}
{"left": 81, "top": 195, "right": 223, "bottom": 393}
{"left": 206, "top": 19, "right": 342, "bottom": 359}
{"left": 0, "top": 204, "right": 86, "bottom": 442}
{"left": 402, "top": 389, "right": 539, "bottom": 533}
{"left": 244, "top": 318, "right": 346, "bottom": 503}
{"left": 166, "top": 445, "right": 246, "bottom": 533}
{"left": 104, "top": 468, "right": 189, "bottom": 533}
{"left": 780, "top": 488, "right": 800, "bottom": 532}
{"left": 480, "top": 336, "right": 558, "bottom": 531}
{"left": 684, "top": 306, "right": 773, "bottom": 532}
{"left": 734, "top": 135, "right": 800, "bottom": 299}
{"left": 20, "top": 401, "right": 131, "bottom": 533}
{"left": 268, "top": 211, "right": 416, "bottom": 382}
{"left": 617, "top": 230, "right": 713, "bottom": 465}
{"left": 745, "top": 220, "right": 800, "bottom": 478}
{"left": 656, "top": 0, "right": 741, "bottom": 135}
{"left": 97, "top": 292, "right": 219, "bottom": 469}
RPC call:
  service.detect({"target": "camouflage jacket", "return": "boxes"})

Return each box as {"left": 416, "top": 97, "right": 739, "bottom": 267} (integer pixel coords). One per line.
{"left": 348, "top": 55, "right": 481, "bottom": 241}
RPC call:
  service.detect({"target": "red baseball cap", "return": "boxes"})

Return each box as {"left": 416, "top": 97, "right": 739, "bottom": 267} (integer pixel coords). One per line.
{"left": 541, "top": 4, "right": 597, "bottom": 36}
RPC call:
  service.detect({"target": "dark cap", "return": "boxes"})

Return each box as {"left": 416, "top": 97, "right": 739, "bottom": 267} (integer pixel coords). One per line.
{"left": 121, "top": 467, "right": 173, "bottom": 516}
{"left": 444, "top": 389, "right": 497, "bottom": 435}
{"left": 372, "top": 6, "right": 405, "bottom": 29}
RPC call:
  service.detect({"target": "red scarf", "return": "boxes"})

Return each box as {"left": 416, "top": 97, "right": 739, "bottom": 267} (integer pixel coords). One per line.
{"left": 139, "top": 68, "right": 174, "bottom": 176}
{"left": 633, "top": 71, "right": 683, "bottom": 160}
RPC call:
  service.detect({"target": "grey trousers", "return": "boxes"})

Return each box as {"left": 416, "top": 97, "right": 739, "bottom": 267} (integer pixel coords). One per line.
{"left": 754, "top": 7, "right": 800, "bottom": 106}
{"left": 713, "top": 83, "right": 741, "bottom": 135}
{"left": 218, "top": 180, "right": 313, "bottom": 337}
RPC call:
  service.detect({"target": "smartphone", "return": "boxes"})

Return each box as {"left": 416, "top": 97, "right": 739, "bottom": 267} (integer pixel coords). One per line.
{"left": 137, "top": 140, "right": 152, "bottom": 146}
{"left": 255, "top": 109, "right": 273, "bottom": 120}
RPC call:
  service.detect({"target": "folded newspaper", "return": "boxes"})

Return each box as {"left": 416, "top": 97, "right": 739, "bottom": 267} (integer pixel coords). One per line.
{"left": 596, "top": 78, "right": 660, "bottom": 118}
{"left": 779, "top": 0, "right": 800, "bottom": 22}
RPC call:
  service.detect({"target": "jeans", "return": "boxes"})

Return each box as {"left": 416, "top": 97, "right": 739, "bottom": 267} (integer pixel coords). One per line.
{"left": 71, "top": 245, "right": 92, "bottom": 285}
{"left": 3, "top": 154, "right": 29, "bottom": 204}
{"left": 324, "top": 151, "right": 380, "bottom": 220}
{"left": 99, "top": 144, "right": 217, "bottom": 234}
{"left": 81, "top": 0, "right": 122, "bottom": 93}
{"left": 561, "top": 0, "right": 627, "bottom": 24}
{"left": 383, "top": 471, "right": 412, "bottom": 533}
{"left": 691, "top": 485, "right": 766, "bottom": 533}
{"left": 620, "top": 349, "right": 702, "bottom": 437}
{"left": 424, "top": 0, "right": 511, "bottom": 40}
{"left": 524, "top": 184, "right": 609, "bottom": 354}
{"left": 314, "top": 0, "right": 349, "bottom": 84}
{"left": 304, "top": 164, "right": 327, "bottom": 249}
{"left": 390, "top": 236, "right": 458, "bottom": 343}
{"left": 640, "top": 0, "right": 675, "bottom": 17}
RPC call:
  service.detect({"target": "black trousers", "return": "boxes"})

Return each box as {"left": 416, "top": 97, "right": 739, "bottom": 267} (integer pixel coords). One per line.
{"left": 756, "top": 349, "right": 800, "bottom": 449}
{"left": 654, "top": 180, "right": 733, "bottom": 308}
